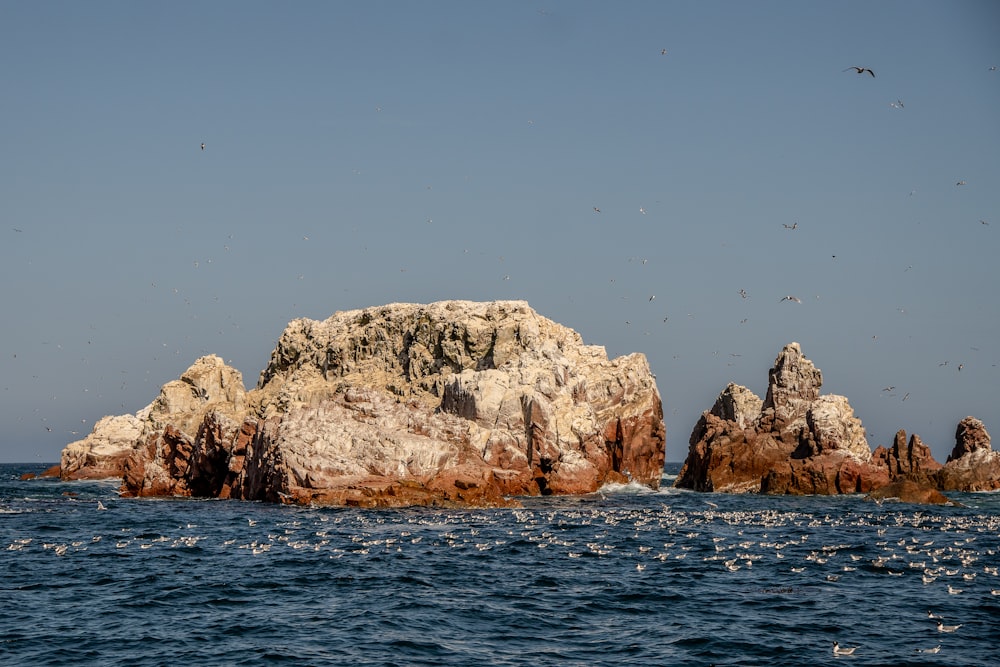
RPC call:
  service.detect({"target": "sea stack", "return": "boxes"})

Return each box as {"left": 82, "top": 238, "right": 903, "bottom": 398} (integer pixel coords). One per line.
{"left": 59, "top": 300, "right": 666, "bottom": 507}
{"left": 676, "top": 342, "right": 888, "bottom": 494}
{"left": 676, "top": 342, "right": 998, "bottom": 497}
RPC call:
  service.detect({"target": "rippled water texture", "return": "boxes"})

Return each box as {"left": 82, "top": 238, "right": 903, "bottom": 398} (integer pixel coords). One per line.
{"left": 3, "top": 464, "right": 999, "bottom": 666}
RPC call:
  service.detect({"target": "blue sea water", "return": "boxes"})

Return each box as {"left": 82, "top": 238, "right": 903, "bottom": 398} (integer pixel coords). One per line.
{"left": 2, "top": 463, "right": 999, "bottom": 667}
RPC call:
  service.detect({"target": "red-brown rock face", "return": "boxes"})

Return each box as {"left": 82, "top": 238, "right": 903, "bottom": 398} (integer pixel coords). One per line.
{"left": 64, "top": 301, "right": 666, "bottom": 507}
{"left": 871, "top": 430, "right": 942, "bottom": 484}
{"left": 936, "top": 417, "right": 1000, "bottom": 492}
{"left": 677, "top": 343, "right": 890, "bottom": 495}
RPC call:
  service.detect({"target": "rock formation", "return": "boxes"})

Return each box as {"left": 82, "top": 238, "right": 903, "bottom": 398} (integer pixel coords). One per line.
{"left": 59, "top": 300, "right": 666, "bottom": 507}
{"left": 936, "top": 417, "right": 1000, "bottom": 492}
{"left": 61, "top": 412, "right": 149, "bottom": 480}
{"left": 676, "top": 343, "right": 998, "bottom": 497}
{"left": 677, "top": 343, "right": 890, "bottom": 494}
{"left": 866, "top": 480, "right": 951, "bottom": 505}
{"left": 871, "top": 430, "right": 941, "bottom": 485}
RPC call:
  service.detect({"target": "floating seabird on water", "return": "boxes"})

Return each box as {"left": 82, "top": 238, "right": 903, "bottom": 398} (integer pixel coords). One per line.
{"left": 915, "top": 645, "right": 941, "bottom": 654}
{"left": 936, "top": 621, "right": 962, "bottom": 633}
{"left": 843, "top": 66, "right": 875, "bottom": 77}
{"left": 833, "top": 641, "right": 858, "bottom": 656}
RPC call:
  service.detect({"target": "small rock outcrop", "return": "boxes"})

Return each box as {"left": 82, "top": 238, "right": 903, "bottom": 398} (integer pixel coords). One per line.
{"left": 60, "top": 300, "right": 666, "bottom": 507}
{"left": 871, "top": 430, "right": 942, "bottom": 485}
{"left": 677, "top": 343, "right": 890, "bottom": 494}
{"left": 936, "top": 417, "right": 1000, "bottom": 492}
{"left": 866, "top": 480, "right": 951, "bottom": 505}
{"left": 61, "top": 412, "right": 149, "bottom": 480}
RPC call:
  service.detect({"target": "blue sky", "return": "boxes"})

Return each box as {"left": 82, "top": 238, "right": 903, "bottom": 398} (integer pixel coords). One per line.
{"left": 2, "top": 1, "right": 998, "bottom": 464}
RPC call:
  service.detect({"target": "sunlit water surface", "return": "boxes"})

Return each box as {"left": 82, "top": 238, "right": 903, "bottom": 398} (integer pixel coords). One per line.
{"left": 3, "top": 464, "right": 999, "bottom": 666}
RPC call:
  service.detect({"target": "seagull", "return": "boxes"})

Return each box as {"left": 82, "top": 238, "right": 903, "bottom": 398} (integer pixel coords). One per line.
{"left": 200, "top": 143, "right": 205, "bottom": 150}
{"left": 780, "top": 295, "right": 802, "bottom": 303}
{"left": 738, "top": 288, "right": 748, "bottom": 299}
{"left": 660, "top": 49, "right": 667, "bottom": 55}
{"left": 956, "top": 180, "right": 966, "bottom": 186}
{"left": 915, "top": 646, "right": 941, "bottom": 654}
{"left": 593, "top": 207, "right": 601, "bottom": 213}
{"left": 833, "top": 642, "right": 858, "bottom": 656}
{"left": 782, "top": 222, "right": 798, "bottom": 229}
{"left": 844, "top": 66, "right": 875, "bottom": 77}
{"left": 981, "top": 220, "right": 989, "bottom": 226}
{"left": 927, "top": 610, "right": 942, "bottom": 620}
{"left": 649, "top": 295, "right": 655, "bottom": 302}
{"left": 882, "top": 386, "right": 895, "bottom": 392}
{"left": 96, "top": 500, "right": 107, "bottom": 510}
{"left": 936, "top": 621, "right": 962, "bottom": 633}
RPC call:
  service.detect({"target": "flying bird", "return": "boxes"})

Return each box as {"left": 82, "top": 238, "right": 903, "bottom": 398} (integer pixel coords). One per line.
{"left": 593, "top": 207, "right": 601, "bottom": 213}
{"left": 844, "top": 66, "right": 875, "bottom": 77}
{"left": 200, "top": 143, "right": 205, "bottom": 150}
{"left": 782, "top": 222, "right": 798, "bottom": 229}
{"left": 956, "top": 181, "right": 966, "bottom": 186}
{"left": 780, "top": 295, "right": 801, "bottom": 303}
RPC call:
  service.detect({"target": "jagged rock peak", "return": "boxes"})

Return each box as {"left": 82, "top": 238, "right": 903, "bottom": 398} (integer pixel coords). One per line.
{"left": 677, "top": 341, "right": 882, "bottom": 495}
{"left": 762, "top": 342, "right": 823, "bottom": 419}
{"left": 949, "top": 416, "right": 991, "bottom": 461}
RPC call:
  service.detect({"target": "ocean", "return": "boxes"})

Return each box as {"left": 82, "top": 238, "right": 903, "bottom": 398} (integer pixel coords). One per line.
{"left": 2, "top": 463, "right": 998, "bottom": 667}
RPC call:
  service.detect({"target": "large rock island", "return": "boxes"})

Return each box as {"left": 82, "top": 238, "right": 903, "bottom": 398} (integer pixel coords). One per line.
{"left": 61, "top": 300, "right": 666, "bottom": 507}
{"left": 676, "top": 342, "right": 1000, "bottom": 496}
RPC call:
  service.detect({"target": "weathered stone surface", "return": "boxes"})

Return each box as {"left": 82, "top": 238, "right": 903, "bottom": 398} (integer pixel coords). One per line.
{"left": 65, "top": 300, "right": 666, "bottom": 507}
{"left": 866, "top": 479, "right": 951, "bottom": 505}
{"left": 936, "top": 417, "right": 1000, "bottom": 492}
{"left": 61, "top": 412, "right": 149, "bottom": 480}
{"left": 677, "top": 342, "right": 889, "bottom": 494}
{"left": 871, "top": 430, "right": 942, "bottom": 485}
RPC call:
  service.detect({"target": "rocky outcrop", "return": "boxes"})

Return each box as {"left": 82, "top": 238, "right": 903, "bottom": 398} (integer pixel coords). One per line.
{"left": 936, "top": 417, "right": 1000, "bottom": 492}
{"left": 676, "top": 343, "right": 997, "bottom": 497}
{"left": 61, "top": 300, "right": 666, "bottom": 507}
{"left": 677, "top": 343, "right": 890, "bottom": 494}
{"left": 866, "top": 480, "right": 951, "bottom": 505}
{"left": 871, "top": 430, "right": 941, "bottom": 485}
{"left": 61, "top": 412, "right": 149, "bottom": 480}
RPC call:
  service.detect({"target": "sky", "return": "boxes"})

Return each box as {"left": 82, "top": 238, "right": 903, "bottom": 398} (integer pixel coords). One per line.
{"left": 1, "top": 1, "right": 998, "bottom": 465}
